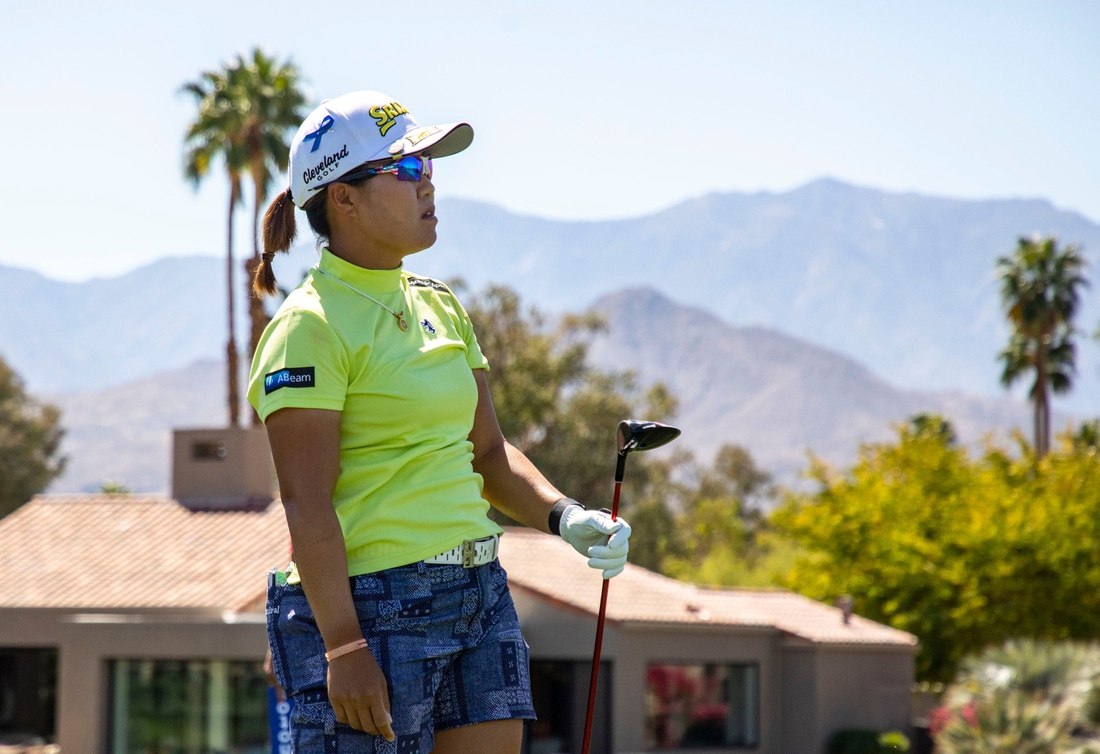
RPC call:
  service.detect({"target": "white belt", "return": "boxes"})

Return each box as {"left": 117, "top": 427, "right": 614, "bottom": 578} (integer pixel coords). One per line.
{"left": 423, "top": 535, "right": 499, "bottom": 568}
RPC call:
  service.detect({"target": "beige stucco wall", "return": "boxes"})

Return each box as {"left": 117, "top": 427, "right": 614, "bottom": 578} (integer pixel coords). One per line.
{"left": 511, "top": 585, "right": 619, "bottom": 753}
{"left": 512, "top": 584, "right": 619, "bottom": 660}
{"left": 57, "top": 616, "right": 268, "bottom": 751}
{"left": 0, "top": 609, "right": 268, "bottom": 753}
{"left": 811, "top": 645, "right": 914, "bottom": 748}
{"left": 511, "top": 588, "right": 781, "bottom": 754}
{"left": 1, "top": 593, "right": 914, "bottom": 754}
{"left": 777, "top": 641, "right": 817, "bottom": 753}
{"left": 615, "top": 625, "right": 778, "bottom": 754}
{"left": 778, "top": 639, "right": 916, "bottom": 754}
{"left": 0, "top": 608, "right": 66, "bottom": 646}
{"left": 512, "top": 590, "right": 916, "bottom": 754}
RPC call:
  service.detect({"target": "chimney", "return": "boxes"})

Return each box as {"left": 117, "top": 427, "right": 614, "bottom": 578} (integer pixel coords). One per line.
{"left": 837, "top": 594, "right": 854, "bottom": 625}
{"left": 171, "top": 427, "right": 276, "bottom": 511}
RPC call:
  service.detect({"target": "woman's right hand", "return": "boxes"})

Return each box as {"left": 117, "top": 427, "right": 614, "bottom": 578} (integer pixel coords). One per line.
{"left": 267, "top": 408, "right": 394, "bottom": 741}
{"left": 327, "top": 646, "right": 395, "bottom": 741}
{"left": 267, "top": 408, "right": 393, "bottom": 738}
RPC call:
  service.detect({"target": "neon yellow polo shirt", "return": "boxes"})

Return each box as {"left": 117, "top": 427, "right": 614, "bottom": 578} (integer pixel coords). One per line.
{"left": 247, "top": 248, "right": 502, "bottom": 576}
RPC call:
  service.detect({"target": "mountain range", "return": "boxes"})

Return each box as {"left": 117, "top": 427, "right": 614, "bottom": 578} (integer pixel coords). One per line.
{"left": 588, "top": 289, "right": 1048, "bottom": 480}
{"left": 426, "top": 179, "right": 1100, "bottom": 415}
{"left": 7, "top": 177, "right": 1097, "bottom": 491}
{"left": 46, "top": 288, "right": 1049, "bottom": 494}
{"left": 6, "top": 178, "right": 1099, "bottom": 413}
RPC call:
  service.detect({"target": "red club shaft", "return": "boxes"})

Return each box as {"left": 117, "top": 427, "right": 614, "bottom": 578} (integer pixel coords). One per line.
{"left": 581, "top": 479, "right": 621, "bottom": 754}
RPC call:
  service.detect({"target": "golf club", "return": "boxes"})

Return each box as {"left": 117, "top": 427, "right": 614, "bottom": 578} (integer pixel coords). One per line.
{"left": 581, "top": 419, "right": 681, "bottom": 754}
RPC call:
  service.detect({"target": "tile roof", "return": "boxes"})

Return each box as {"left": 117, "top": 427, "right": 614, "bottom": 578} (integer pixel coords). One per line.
{"left": 0, "top": 495, "right": 289, "bottom": 612}
{"left": 498, "top": 527, "right": 916, "bottom": 647}
{"left": 0, "top": 497, "right": 914, "bottom": 646}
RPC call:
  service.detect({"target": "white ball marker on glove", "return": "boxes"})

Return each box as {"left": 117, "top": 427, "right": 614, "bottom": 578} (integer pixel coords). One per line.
{"left": 559, "top": 506, "right": 632, "bottom": 579}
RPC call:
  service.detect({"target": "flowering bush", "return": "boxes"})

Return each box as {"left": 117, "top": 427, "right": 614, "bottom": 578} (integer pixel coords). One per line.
{"left": 935, "top": 640, "right": 1100, "bottom": 753}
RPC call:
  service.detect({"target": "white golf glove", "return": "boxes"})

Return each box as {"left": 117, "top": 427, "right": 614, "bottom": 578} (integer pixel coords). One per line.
{"left": 559, "top": 505, "right": 632, "bottom": 579}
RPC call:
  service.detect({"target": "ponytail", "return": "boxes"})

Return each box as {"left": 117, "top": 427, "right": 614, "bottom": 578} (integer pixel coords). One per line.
{"left": 254, "top": 188, "right": 297, "bottom": 297}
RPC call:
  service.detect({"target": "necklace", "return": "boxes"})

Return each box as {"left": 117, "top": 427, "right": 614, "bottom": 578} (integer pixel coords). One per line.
{"left": 314, "top": 266, "right": 410, "bottom": 331}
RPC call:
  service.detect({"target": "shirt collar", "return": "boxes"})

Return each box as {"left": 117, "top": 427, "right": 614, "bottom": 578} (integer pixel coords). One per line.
{"left": 317, "top": 247, "right": 404, "bottom": 296}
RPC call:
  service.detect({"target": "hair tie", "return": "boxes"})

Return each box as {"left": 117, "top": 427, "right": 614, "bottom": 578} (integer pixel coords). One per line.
{"left": 262, "top": 251, "right": 276, "bottom": 262}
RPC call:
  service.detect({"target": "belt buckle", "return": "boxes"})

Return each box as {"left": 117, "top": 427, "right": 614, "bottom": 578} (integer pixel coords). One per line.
{"left": 268, "top": 566, "right": 287, "bottom": 587}
{"left": 462, "top": 540, "right": 476, "bottom": 568}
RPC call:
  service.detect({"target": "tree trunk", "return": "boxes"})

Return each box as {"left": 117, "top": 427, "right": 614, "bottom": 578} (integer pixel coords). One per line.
{"left": 225, "top": 183, "right": 240, "bottom": 428}
{"left": 246, "top": 174, "right": 271, "bottom": 426}
{"left": 1034, "top": 341, "right": 1050, "bottom": 458}
{"left": 1039, "top": 386, "right": 1051, "bottom": 458}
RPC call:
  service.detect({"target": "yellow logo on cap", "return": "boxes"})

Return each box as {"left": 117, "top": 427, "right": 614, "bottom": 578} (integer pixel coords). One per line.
{"left": 369, "top": 102, "right": 409, "bottom": 137}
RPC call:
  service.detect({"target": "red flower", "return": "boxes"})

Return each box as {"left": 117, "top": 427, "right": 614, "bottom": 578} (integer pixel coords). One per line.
{"left": 961, "top": 702, "right": 977, "bottom": 727}
{"left": 928, "top": 706, "right": 952, "bottom": 735}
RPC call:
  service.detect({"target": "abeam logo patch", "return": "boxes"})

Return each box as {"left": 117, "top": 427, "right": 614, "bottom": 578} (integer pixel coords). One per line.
{"left": 264, "top": 367, "right": 316, "bottom": 395}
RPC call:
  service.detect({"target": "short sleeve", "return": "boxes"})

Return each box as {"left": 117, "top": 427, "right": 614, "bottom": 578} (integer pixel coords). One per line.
{"left": 451, "top": 293, "right": 490, "bottom": 371}
{"left": 247, "top": 309, "right": 350, "bottom": 423}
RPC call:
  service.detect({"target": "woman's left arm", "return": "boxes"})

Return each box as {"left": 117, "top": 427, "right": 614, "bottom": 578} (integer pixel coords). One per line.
{"left": 470, "top": 370, "right": 633, "bottom": 577}
{"left": 468, "top": 370, "right": 561, "bottom": 533}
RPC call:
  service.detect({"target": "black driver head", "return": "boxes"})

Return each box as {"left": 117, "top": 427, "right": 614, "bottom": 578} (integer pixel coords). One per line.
{"left": 617, "top": 419, "right": 681, "bottom": 454}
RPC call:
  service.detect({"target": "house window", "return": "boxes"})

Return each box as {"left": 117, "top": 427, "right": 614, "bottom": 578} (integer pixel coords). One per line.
{"left": 107, "top": 659, "right": 268, "bottom": 754}
{"left": 524, "top": 660, "right": 611, "bottom": 754}
{"left": 645, "top": 663, "right": 758, "bottom": 749}
{"left": 0, "top": 648, "right": 57, "bottom": 744}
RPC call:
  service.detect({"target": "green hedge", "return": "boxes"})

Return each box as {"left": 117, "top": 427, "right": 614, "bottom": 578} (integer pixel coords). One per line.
{"left": 828, "top": 729, "right": 911, "bottom": 754}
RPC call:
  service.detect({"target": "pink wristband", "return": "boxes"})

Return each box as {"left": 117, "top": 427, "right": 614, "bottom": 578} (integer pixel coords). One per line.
{"left": 324, "top": 638, "right": 368, "bottom": 662}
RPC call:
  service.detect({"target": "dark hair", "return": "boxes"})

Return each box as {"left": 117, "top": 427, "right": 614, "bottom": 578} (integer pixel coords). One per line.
{"left": 253, "top": 174, "right": 374, "bottom": 297}
{"left": 254, "top": 188, "right": 297, "bottom": 297}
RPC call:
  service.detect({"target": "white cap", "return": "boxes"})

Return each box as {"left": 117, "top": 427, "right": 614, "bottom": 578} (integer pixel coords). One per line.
{"left": 288, "top": 90, "right": 473, "bottom": 209}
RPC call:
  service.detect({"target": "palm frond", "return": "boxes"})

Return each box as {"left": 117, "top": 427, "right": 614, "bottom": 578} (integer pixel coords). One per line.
{"left": 999, "top": 333, "right": 1032, "bottom": 388}
{"left": 997, "top": 235, "right": 1089, "bottom": 415}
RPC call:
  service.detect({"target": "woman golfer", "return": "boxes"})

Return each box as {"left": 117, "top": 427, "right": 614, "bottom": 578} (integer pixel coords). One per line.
{"left": 249, "top": 91, "right": 631, "bottom": 754}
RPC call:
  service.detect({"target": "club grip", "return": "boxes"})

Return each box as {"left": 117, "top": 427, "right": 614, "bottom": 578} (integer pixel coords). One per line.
{"left": 615, "top": 452, "right": 627, "bottom": 483}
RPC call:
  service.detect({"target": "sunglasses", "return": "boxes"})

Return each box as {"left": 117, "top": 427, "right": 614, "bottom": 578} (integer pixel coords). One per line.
{"left": 340, "top": 155, "right": 433, "bottom": 184}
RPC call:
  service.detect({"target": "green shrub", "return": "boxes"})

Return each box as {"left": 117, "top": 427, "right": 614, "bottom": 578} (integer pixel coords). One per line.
{"left": 829, "top": 729, "right": 911, "bottom": 754}
{"left": 828, "top": 729, "right": 880, "bottom": 754}
{"left": 878, "top": 731, "right": 911, "bottom": 752}
{"left": 775, "top": 421, "right": 1100, "bottom": 683}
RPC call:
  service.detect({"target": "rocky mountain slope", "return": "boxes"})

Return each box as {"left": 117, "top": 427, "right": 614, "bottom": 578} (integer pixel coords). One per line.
{"left": 586, "top": 289, "right": 1047, "bottom": 480}
{"left": 47, "top": 290, "right": 1048, "bottom": 493}
{"left": 7, "top": 179, "right": 1098, "bottom": 412}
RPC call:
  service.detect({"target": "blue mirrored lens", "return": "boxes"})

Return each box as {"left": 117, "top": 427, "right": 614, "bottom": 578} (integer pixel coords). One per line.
{"left": 394, "top": 156, "right": 431, "bottom": 182}
{"left": 395, "top": 156, "right": 422, "bottom": 182}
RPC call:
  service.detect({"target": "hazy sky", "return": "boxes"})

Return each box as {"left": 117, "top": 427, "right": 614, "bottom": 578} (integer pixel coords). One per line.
{"left": 2, "top": 0, "right": 1097, "bottom": 280}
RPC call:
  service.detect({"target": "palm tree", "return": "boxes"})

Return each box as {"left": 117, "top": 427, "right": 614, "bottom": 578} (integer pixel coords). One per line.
{"left": 998, "top": 236, "right": 1088, "bottom": 458}
{"left": 223, "top": 50, "right": 307, "bottom": 424}
{"left": 181, "top": 69, "right": 248, "bottom": 427}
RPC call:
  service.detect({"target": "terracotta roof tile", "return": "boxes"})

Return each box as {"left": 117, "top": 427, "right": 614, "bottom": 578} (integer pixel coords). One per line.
{"left": 498, "top": 527, "right": 916, "bottom": 646}
{"left": 0, "top": 498, "right": 914, "bottom": 646}
{"left": 0, "top": 495, "right": 289, "bottom": 612}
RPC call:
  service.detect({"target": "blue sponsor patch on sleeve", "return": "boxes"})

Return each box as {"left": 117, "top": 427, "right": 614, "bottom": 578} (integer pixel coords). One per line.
{"left": 264, "top": 367, "right": 316, "bottom": 394}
